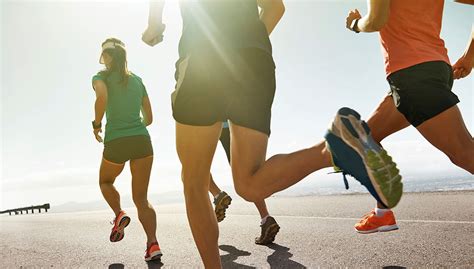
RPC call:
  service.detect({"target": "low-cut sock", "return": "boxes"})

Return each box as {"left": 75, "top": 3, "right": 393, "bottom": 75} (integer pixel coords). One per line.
{"left": 214, "top": 191, "right": 224, "bottom": 200}
{"left": 261, "top": 215, "right": 270, "bottom": 225}
{"left": 375, "top": 207, "right": 391, "bottom": 217}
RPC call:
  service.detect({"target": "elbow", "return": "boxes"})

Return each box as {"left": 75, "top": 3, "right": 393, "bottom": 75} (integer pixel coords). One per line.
{"left": 263, "top": 0, "right": 285, "bottom": 16}
{"left": 275, "top": 1, "right": 285, "bottom": 16}
{"left": 371, "top": 21, "right": 387, "bottom": 31}
{"left": 95, "top": 96, "right": 107, "bottom": 104}
{"left": 145, "top": 116, "right": 153, "bottom": 126}
{"left": 367, "top": 16, "right": 388, "bottom": 32}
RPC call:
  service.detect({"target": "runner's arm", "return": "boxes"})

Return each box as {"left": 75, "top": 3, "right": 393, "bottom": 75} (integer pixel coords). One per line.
{"left": 92, "top": 80, "right": 108, "bottom": 125}
{"left": 143, "top": 0, "right": 166, "bottom": 46}
{"left": 454, "top": 0, "right": 474, "bottom": 5}
{"left": 141, "top": 96, "right": 153, "bottom": 126}
{"left": 148, "top": 0, "right": 165, "bottom": 28}
{"left": 453, "top": 25, "right": 474, "bottom": 79}
{"left": 346, "top": 0, "right": 390, "bottom": 33}
{"left": 257, "top": 0, "right": 285, "bottom": 35}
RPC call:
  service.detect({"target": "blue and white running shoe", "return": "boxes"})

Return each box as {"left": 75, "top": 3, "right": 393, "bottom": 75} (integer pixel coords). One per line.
{"left": 325, "top": 107, "right": 403, "bottom": 208}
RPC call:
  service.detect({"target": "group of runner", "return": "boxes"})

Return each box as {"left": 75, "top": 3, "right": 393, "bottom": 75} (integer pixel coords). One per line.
{"left": 91, "top": 0, "right": 473, "bottom": 266}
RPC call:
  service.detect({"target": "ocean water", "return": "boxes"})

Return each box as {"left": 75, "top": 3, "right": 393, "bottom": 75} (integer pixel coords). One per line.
{"left": 275, "top": 174, "right": 474, "bottom": 197}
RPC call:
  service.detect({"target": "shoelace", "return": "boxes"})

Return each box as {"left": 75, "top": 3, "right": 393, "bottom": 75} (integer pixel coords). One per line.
{"left": 328, "top": 170, "right": 350, "bottom": 190}
{"left": 110, "top": 215, "right": 120, "bottom": 226}
{"left": 358, "top": 211, "right": 376, "bottom": 225}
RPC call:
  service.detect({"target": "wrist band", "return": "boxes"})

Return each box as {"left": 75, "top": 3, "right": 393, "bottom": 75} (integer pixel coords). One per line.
{"left": 351, "top": 19, "right": 360, "bottom": 33}
{"left": 92, "top": 120, "right": 102, "bottom": 129}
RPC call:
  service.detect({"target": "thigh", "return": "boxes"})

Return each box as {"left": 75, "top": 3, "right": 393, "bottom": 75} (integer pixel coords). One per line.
{"left": 99, "top": 158, "right": 125, "bottom": 184}
{"left": 367, "top": 95, "right": 411, "bottom": 143}
{"left": 416, "top": 105, "right": 473, "bottom": 156}
{"left": 176, "top": 122, "right": 223, "bottom": 186}
{"left": 130, "top": 156, "right": 154, "bottom": 197}
{"left": 229, "top": 122, "right": 268, "bottom": 185}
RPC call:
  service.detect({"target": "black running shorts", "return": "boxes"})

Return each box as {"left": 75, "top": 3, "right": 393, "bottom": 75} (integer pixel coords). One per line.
{"left": 103, "top": 135, "right": 153, "bottom": 164}
{"left": 387, "top": 61, "right": 460, "bottom": 127}
{"left": 219, "top": 127, "right": 231, "bottom": 163}
{"left": 172, "top": 48, "right": 276, "bottom": 136}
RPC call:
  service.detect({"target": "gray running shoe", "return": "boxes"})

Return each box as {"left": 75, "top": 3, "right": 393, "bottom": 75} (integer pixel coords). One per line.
{"left": 255, "top": 216, "right": 280, "bottom": 245}
{"left": 213, "top": 191, "right": 232, "bottom": 222}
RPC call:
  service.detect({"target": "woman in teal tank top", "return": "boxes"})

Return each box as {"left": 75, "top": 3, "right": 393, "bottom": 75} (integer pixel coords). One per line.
{"left": 91, "top": 38, "right": 162, "bottom": 262}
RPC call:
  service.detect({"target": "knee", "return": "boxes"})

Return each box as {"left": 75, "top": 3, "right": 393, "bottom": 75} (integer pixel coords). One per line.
{"left": 234, "top": 181, "right": 261, "bottom": 203}
{"left": 448, "top": 148, "right": 474, "bottom": 173}
{"left": 181, "top": 169, "right": 209, "bottom": 196}
{"left": 132, "top": 194, "right": 149, "bottom": 209}
{"left": 99, "top": 177, "right": 114, "bottom": 187}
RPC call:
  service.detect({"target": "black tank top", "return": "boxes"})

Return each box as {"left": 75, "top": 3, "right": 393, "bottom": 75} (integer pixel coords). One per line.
{"left": 178, "top": 0, "right": 272, "bottom": 57}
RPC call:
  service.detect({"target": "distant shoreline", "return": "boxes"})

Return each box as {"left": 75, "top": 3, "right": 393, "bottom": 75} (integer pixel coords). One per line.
{"left": 275, "top": 188, "right": 474, "bottom": 197}
{"left": 2, "top": 189, "right": 473, "bottom": 216}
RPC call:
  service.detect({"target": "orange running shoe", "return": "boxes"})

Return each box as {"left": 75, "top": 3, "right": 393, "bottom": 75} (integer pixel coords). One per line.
{"left": 145, "top": 242, "right": 163, "bottom": 262}
{"left": 354, "top": 210, "right": 398, "bottom": 234}
{"left": 109, "top": 210, "right": 131, "bottom": 242}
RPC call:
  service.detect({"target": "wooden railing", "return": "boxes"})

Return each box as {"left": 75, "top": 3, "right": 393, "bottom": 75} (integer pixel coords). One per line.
{"left": 0, "top": 203, "right": 50, "bottom": 216}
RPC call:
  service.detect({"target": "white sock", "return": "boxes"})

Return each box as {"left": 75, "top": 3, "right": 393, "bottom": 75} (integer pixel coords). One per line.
{"left": 375, "top": 207, "right": 391, "bottom": 217}
{"left": 261, "top": 215, "right": 270, "bottom": 225}
{"left": 214, "top": 192, "right": 221, "bottom": 199}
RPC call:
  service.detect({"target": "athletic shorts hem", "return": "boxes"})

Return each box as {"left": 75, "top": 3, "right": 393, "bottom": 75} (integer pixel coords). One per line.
{"left": 387, "top": 61, "right": 458, "bottom": 127}
{"left": 103, "top": 135, "right": 153, "bottom": 164}
{"left": 410, "top": 100, "right": 459, "bottom": 127}
{"left": 172, "top": 48, "right": 275, "bottom": 137}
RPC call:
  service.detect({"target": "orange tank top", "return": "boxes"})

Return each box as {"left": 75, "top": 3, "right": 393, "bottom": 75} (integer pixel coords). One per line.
{"left": 379, "top": 0, "right": 450, "bottom": 76}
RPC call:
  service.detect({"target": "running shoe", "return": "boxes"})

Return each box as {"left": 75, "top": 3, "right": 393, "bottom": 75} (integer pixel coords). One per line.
{"left": 109, "top": 210, "right": 131, "bottom": 242}
{"left": 325, "top": 107, "right": 403, "bottom": 208}
{"left": 213, "top": 191, "right": 232, "bottom": 222}
{"left": 355, "top": 210, "right": 399, "bottom": 234}
{"left": 255, "top": 216, "right": 280, "bottom": 245}
{"left": 144, "top": 242, "right": 163, "bottom": 262}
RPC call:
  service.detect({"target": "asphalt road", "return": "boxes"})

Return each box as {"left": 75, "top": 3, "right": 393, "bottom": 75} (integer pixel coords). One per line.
{"left": 1, "top": 191, "right": 473, "bottom": 268}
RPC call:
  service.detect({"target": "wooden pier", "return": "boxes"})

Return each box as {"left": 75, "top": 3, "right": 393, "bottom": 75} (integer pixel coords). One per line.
{"left": 0, "top": 203, "right": 50, "bottom": 216}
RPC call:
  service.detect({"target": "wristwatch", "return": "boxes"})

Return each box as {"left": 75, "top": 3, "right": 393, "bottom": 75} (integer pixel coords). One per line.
{"left": 92, "top": 120, "right": 102, "bottom": 129}
{"left": 351, "top": 19, "right": 360, "bottom": 33}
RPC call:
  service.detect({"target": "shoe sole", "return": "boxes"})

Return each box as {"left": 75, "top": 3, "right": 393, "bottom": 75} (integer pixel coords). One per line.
{"left": 331, "top": 107, "right": 403, "bottom": 208}
{"left": 110, "top": 216, "right": 131, "bottom": 242}
{"left": 355, "top": 224, "right": 399, "bottom": 234}
{"left": 215, "top": 195, "right": 232, "bottom": 222}
{"left": 255, "top": 223, "right": 280, "bottom": 245}
{"left": 145, "top": 251, "right": 163, "bottom": 262}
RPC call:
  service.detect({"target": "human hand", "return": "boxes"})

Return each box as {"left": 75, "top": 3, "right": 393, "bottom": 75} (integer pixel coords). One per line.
{"left": 346, "top": 9, "right": 362, "bottom": 31}
{"left": 93, "top": 128, "right": 103, "bottom": 143}
{"left": 142, "top": 24, "right": 166, "bottom": 47}
{"left": 452, "top": 55, "right": 473, "bottom": 79}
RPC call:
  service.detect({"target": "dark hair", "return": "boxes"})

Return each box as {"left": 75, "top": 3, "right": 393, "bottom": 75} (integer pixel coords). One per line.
{"left": 100, "top": 37, "right": 130, "bottom": 86}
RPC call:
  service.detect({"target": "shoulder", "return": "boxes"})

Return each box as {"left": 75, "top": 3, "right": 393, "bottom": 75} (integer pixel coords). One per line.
{"left": 92, "top": 71, "right": 108, "bottom": 82}
{"left": 130, "top": 72, "right": 143, "bottom": 83}
{"left": 129, "top": 72, "right": 146, "bottom": 90}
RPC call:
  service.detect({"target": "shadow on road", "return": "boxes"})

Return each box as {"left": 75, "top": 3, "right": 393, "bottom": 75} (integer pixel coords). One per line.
{"left": 108, "top": 264, "right": 124, "bottom": 269}
{"left": 220, "top": 244, "right": 256, "bottom": 269}
{"left": 266, "top": 243, "right": 306, "bottom": 269}
{"left": 383, "top": 266, "right": 406, "bottom": 269}
{"left": 108, "top": 260, "right": 164, "bottom": 269}
{"left": 147, "top": 259, "right": 164, "bottom": 269}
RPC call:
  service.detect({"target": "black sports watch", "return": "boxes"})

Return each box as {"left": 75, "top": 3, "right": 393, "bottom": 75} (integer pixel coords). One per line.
{"left": 92, "top": 120, "right": 102, "bottom": 129}
{"left": 351, "top": 19, "right": 360, "bottom": 33}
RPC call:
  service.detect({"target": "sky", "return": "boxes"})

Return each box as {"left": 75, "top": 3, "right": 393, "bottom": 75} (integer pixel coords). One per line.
{"left": 1, "top": 0, "right": 473, "bottom": 210}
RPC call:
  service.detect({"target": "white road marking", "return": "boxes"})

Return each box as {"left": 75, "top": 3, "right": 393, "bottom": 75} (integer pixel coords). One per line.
{"left": 227, "top": 214, "right": 474, "bottom": 224}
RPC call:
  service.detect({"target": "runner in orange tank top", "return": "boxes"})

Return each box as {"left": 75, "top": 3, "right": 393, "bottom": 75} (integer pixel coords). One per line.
{"left": 344, "top": 0, "right": 474, "bottom": 234}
